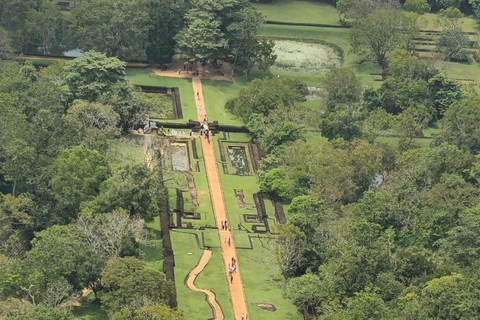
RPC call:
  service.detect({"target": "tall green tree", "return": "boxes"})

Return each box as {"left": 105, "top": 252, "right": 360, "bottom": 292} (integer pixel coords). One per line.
{"left": 350, "top": 9, "right": 419, "bottom": 78}
{"left": 101, "top": 257, "right": 175, "bottom": 313}
{"left": 437, "top": 28, "right": 470, "bottom": 61}
{"left": 70, "top": 0, "right": 151, "bottom": 60}
{"left": 226, "top": 77, "right": 306, "bottom": 121}
{"left": 23, "top": 0, "right": 67, "bottom": 54}
{"left": 0, "top": 139, "right": 35, "bottom": 196}
{"left": 404, "top": 0, "right": 431, "bottom": 14}
{"left": 435, "top": 97, "right": 480, "bottom": 154}
{"left": 286, "top": 273, "right": 325, "bottom": 318}
{"left": 49, "top": 145, "right": 110, "bottom": 221}
{"left": 63, "top": 51, "right": 126, "bottom": 102}
{"left": 175, "top": 11, "right": 227, "bottom": 64}
{"left": 321, "top": 106, "right": 363, "bottom": 141}
{"left": 95, "top": 164, "right": 158, "bottom": 220}
{"left": 0, "top": 28, "right": 14, "bottom": 59}
{"left": 226, "top": 6, "right": 276, "bottom": 76}
{"left": 146, "top": 0, "right": 187, "bottom": 63}
{"left": 24, "top": 225, "right": 103, "bottom": 304}
{"left": 323, "top": 68, "right": 362, "bottom": 108}
{"left": 0, "top": 93, "right": 28, "bottom": 149}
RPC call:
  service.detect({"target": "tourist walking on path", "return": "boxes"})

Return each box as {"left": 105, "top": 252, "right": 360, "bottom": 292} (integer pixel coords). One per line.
{"left": 192, "top": 76, "right": 248, "bottom": 319}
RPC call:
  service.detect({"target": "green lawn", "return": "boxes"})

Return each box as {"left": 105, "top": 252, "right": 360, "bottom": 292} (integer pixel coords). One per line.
{"left": 202, "top": 79, "right": 246, "bottom": 125}
{"left": 253, "top": 0, "right": 341, "bottom": 25}
{"left": 170, "top": 230, "right": 234, "bottom": 320}
{"left": 126, "top": 69, "right": 197, "bottom": 122}
{"left": 236, "top": 236, "right": 302, "bottom": 320}
{"left": 195, "top": 230, "right": 234, "bottom": 320}
{"left": 420, "top": 13, "right": 479, "bottom": 32}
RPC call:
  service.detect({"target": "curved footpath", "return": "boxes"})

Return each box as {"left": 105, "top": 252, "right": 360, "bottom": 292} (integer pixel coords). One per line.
{"left": 185, "top": 249, "right": 224, "bottom": 320}
{"left": 193, "top": 77, "right": 250, "bottom": 320}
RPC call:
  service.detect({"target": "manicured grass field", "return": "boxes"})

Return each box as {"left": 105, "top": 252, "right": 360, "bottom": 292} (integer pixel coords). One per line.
{"left": 236, "top": 236, "right": 302, "bottom": 320}
{"left": 253, "top": 0, "right": 341, "bottom": 25}
{"left": 170, "top": 229, "right": 234, "bottom": 320}
{"left": 201, "top": 79, "right": 246, "bottom": 125}
{"left": 126, "top": 69, "right": 197, "bottom": 122}
{"left": 195, "top": 230, "right": 234, "bottom": 320}
{"left": 420, "top": 13, "right": 479, "bottom": 32}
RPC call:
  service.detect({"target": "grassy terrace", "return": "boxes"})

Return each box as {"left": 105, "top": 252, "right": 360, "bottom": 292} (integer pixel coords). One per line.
{"left": 126, "top": 69, "right": 197, "bottom": 122}
{"left": 253, "top": 0, "right": 341, "bottom": 25}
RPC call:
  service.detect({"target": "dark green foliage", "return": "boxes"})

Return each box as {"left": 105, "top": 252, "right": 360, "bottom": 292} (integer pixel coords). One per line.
{"left": 350, "top": 9, "right": 418, "bottom": 77}
{"left": 24, "top": 225, "right": 104, "bottom": 303}
{"left": 63, "top": 51, "right": 126, "bottom": 102}
{"left": 364, "top": 50, "right": 462, "bottom": 120}
{"left": 226, "top": 77, "right": 306, "bottom": 122}
{"left": 0, "top": 28, "right": 14, "bottom": 59}
{"left": 49, "top": 145, "right": 110, "bottom": 221}
{"left": 435, "top": 96, "right": 480, "bottom": 154}
{"left": 7, "top": 304, "right": 74, "bottom": 320}
{"left": 101, "top": 257, "right": 176, "bottom": 313}
{"left": 175, "top": 0, "right": 275, "bottom": 74}
{"left": 146, "top": 0, "right": 187, "bottom": 63}
{"left": 95, "top": 164, "right": 159, "bottom": 220}
{"left": 437, "top": 28, "right": 470, "bottom": 61}
{"left": 70, "top": 0, "right": 151, "bottom": 60}
{"left": 404, "top": 0, "right": 431, "bottom": 13}
{"left": 438, "top": 208, "right": 480, "bottom": 266}
{"left": 324, "top": 68, "right": 362, "bottom": 108}
{"left": 321, "top": 106, "right": 363, "bottom": 141}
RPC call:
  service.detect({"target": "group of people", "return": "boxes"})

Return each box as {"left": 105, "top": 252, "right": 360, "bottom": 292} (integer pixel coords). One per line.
{"left": 220, "top": 220, "right": 228, "bottom": 231}
{"left": 200, "top": 115, "right": 212, "bottom": 143}
{"left": 228, "top": 256, "right": 237, "bottom": 283}
{"left": 168, "top": 128, "right": 187, "bottom": 137}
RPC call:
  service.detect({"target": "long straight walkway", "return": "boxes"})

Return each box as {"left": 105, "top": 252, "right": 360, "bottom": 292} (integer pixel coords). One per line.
{"left": 192, "top": 77, "right": 249, "bottom": 320}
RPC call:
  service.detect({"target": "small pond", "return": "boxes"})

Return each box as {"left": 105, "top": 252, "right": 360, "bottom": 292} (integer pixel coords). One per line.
{"left": 228, "top": 146, "right": 250, "bottom": 176}
{"left": 172, "top": 144, "right": 189, "bottom": 171}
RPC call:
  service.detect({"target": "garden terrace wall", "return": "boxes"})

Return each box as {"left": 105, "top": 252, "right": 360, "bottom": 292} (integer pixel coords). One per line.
{"left": 265, "top": 20, "right": 350, "bottom": 28}
{"left": 271, "top": 194, "right": 286, "bottom": 224}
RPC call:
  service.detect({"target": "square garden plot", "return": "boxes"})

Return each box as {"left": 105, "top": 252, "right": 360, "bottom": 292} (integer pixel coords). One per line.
{"left": 217, "top": 141, "right": 255, "bottom": 176}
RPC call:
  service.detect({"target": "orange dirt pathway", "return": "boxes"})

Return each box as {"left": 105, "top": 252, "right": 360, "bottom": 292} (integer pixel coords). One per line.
{"left": 193, "top": 77, "right": 249, "bottom": 320}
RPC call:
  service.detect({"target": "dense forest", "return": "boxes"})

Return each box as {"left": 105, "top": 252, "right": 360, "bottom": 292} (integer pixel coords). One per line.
{"left": 1, "top": 0, "right": 480, "bottom": 319}
{"left": 0, "top": 53, "right": 185, "bottom": 319}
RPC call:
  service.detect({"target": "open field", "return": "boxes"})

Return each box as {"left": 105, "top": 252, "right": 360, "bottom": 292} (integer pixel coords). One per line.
{"left": 420, "top": 13, "right": 479, "bottom": 32}
{"left": 170, "top": 228, "right": 235, "bottom": 320}
{"left": 236, "top": 236, "right": 302, "bottom": 320}
{"left": 253, "top": 0, "right": 341, "bottom": 25}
